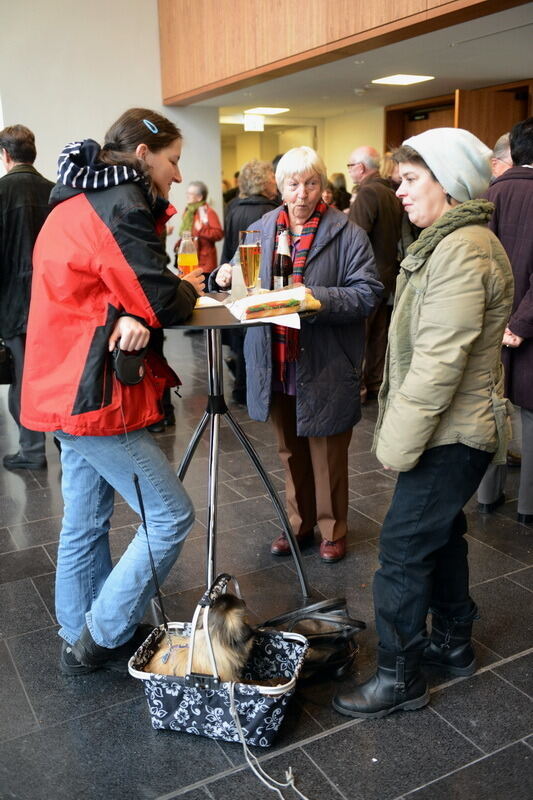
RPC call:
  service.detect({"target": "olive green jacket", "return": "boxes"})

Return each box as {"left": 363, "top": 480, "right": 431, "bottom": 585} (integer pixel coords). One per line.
{"left": 373, "top": 200, "right": 514, "bottom": 472}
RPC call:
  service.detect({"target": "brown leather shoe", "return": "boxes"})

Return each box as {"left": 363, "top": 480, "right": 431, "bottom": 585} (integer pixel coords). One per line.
{"left": 319, "top": 536, "right": 347, "bottom": 563}
{"left": 271, "top": 530, "right": 315, "bottom": 556}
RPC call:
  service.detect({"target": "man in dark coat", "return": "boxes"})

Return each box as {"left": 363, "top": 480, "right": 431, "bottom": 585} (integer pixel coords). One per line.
{"left": 0, "top": 125, "right": 53, "bottom": 470}
{"left": 477, "top": 116, "right": 533, "bottom": 524}
{"left": 347, "top": 146, "right": 402, "bottom": 400}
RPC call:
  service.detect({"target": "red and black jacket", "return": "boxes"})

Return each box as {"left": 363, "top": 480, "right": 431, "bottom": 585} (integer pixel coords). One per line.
{"left": 21, "top": 139, "right": 197, "bottom": 435}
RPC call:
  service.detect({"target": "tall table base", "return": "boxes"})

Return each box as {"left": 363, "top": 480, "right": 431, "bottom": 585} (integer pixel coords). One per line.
{"left": 177, "top": 328, "right": 311, "bottom": 599}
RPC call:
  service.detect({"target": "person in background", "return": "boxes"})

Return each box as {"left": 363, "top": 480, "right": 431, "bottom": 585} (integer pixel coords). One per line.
{"left": 488, "top": 131, "right": 520, "bottom": 468}
{"left": 177, "top": 180, "right": 223, "bottom": 283}
{"left": 21, "top": 108, "right": 204, "bottom": 675}
{"left": 490, "top": 132, "right": 512, "bottom": 179}
{"left": 476, "top": 117, "right": 533, "bottom": 525}
{"left": 348, "top": 145, "right": 403, "bottom": 402}
{"left": 223, "top": 171, "right": 239, "bottom": 205}
{"left": 380, "top": 151, "right": 401, "bottom": 190}
{"left": 330, "top": 172, "right": 351, "bottom": 211}
{"left": 321, "top": 180, "right": 336, "bottom": 206}
{"left": 333, "top": 128, "right": 513, "bottom": 720}
{"left": 221, "top": 160, "right": 278, "bottom": 264}
{"left": 244, "top": 146, "right": 382, "bottom": 563}
{"left": 219, "top": 159, "right": 279, "bottom": 404}
{"left": 271, "top": 154, "right": 284, "bottom": 203}
{"left": 0, "top": 125, "right": 53, "bottom": 471}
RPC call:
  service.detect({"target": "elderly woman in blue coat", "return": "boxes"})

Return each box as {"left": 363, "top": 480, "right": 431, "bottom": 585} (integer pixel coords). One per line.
{"left": 244, "top": 146, "right": 382, "bottom": 563}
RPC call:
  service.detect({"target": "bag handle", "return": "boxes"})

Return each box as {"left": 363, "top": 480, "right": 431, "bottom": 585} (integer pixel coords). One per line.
{"left": 186, "top": 573, "right": 242, "bottom": 687}
{"left": 196, "top": 572, "right": 242, "bottom": 607}
{"left": 262, "top": 597, "right": 365, "bottom": 636}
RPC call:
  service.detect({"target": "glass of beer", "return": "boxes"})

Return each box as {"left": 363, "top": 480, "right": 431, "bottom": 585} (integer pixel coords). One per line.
{"left": 238, "top": 230, "right": 261, "bottom": 293}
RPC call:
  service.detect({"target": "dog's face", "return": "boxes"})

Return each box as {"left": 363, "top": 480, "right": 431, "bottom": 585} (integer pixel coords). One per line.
{"left": 208, "top": 594, "right": 255, "bottom": 652}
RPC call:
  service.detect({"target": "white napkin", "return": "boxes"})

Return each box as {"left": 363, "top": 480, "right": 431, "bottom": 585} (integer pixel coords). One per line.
{"left": 195, "top": 296, "right": 223, "bottom": 308}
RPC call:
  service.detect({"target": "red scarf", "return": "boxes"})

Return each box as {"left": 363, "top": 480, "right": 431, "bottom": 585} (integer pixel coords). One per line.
{"left": 272, "top": 201, "right": 327, "bottom": 387}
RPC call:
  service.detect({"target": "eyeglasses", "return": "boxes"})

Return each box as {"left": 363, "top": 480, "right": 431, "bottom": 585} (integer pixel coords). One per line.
{"left": 347, "top": 162, "right": 361, "bottom": 168}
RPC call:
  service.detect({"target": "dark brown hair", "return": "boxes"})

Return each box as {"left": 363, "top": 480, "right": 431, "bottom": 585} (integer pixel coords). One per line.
{"left": 392, "top": 145, "right": 437, "bottom": 181}
{"left": 0, "top": 124, "right": 37, "bottom": 164}
{"left": 99, "top": 108, "right": 182, "bottom": 196}
{"left": 510, "top": 116, "right": 533, "bottom": 166}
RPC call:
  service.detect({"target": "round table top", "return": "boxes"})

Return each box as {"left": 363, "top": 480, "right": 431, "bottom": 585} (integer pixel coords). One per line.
{"left": 168, "top": 292, "right": 318, "bottom": 330}
{"left": 169, "top": 293, "right": 268, "bottom": 330}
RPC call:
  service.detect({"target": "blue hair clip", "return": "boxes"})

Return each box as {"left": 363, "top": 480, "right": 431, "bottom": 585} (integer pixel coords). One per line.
{"left": 142, "top": 118, "right": 159, "bottom": 134}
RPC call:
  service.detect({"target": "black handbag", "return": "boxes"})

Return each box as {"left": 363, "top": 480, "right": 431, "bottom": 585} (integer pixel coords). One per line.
{"left": 262, "top": 597, "right": 366, "bottom": 682}
{"left": 0, "top": 340, "right": 13, "bottom": 385}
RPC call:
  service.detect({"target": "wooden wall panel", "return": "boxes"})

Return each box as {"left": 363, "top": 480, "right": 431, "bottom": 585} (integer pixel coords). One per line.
{"left": 159, "top": 0, "right": 527, "bottom": 104}
{"left": 326, "top": 0, "right": 425, "bottom": 42}
{"left": 456, "top": 82, "right": 533, "bottom": 145}
{"left": 255, "top": 1, "right": 328, "bottom": 63}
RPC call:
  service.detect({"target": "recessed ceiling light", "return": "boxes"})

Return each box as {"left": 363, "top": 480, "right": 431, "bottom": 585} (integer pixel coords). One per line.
{"left": 244, "top": 107, "right": 290, "bottom": 115}
{"left": 243, "top": 114, "right": 264, "bottom": 132}
{"left": 371, "top": 74, "right": 435, "bottom": 86}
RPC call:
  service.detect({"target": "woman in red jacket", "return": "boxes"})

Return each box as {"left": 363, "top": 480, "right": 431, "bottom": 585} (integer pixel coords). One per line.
{"left": 21, "top": 108, "right": 204, "bottom": 675}
{"left": 177, "top": 180, "right": 223, "bottom": 279}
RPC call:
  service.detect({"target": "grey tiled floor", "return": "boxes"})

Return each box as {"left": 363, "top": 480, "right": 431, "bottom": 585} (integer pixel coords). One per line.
{"left": 0, "top": 329, "right": 532, "bottom": 800}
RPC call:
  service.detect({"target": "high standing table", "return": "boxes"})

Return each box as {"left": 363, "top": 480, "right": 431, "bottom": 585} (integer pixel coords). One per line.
{"left": 172, "top": 298, "right": 312, "bottom": 599}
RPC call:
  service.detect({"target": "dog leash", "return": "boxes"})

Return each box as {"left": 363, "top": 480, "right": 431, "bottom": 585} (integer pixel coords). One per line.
{"left": 116, "top": 378, "right": 174, "bottom": 655}
{"left": 229, "top": 683, "right": 310, "bottom": 800}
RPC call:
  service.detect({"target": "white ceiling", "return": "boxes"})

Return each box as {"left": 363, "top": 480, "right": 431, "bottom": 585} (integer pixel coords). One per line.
{"left": 196, "top": 3, "right": 533, "bottom": 133}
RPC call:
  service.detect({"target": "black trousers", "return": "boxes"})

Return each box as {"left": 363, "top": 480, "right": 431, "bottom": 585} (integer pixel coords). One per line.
{"left": 374, "top": 443, "right": 492, "bottom": 654}
{"left": 5, "top": 334, "right": 46, "bottom": 459}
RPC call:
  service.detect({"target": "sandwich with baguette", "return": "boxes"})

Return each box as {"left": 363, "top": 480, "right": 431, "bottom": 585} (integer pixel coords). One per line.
{"left": 245, "top": 292, "right": 321, "bottom": 320}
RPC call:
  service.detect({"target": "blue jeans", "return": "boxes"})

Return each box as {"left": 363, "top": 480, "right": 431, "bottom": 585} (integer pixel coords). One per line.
{"left": 54, "top": 429, "right": 194, "bottom": 648}
{"left": 373, "top": 443, "right": 492, "bottom": 654}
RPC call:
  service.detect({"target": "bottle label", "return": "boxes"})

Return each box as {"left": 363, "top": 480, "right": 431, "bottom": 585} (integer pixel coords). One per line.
{"left": 278, "top": 230, "right": 291, "bottom": 257}
{"left": 273, "top": 276, "right": 284, "bottom": 290}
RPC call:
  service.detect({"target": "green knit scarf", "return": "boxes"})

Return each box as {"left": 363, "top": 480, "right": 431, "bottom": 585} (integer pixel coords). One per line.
{"left": 407, "top": 199, "right": 495, "bottom": 261}
{"left": 180, "top": 201, "right": 204, "bottom": 235}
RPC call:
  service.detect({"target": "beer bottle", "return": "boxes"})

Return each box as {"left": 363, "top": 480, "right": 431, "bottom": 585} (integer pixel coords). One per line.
{"left": 272, "top": 229, "right": 292, "bottom": 289}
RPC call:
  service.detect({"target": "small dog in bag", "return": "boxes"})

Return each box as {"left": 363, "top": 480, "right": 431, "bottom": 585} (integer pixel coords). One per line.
{"left": 143, "top": 593, "right": 255, "bottom": 681}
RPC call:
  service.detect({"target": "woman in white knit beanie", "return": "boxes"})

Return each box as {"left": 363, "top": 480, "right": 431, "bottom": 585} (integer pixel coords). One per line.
{"left": 333, "top": 128, "right": 515, "bottom": 721}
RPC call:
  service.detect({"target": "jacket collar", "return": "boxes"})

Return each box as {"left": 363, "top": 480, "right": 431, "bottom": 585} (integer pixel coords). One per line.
{"left": 5, "top": 164, "right": 41, "bottom": 177}
{"left": 360, "top": 172, "right": 387, "bottom": 189}
{"left": 490, "top": 165, "right": 533, "bottom": 184}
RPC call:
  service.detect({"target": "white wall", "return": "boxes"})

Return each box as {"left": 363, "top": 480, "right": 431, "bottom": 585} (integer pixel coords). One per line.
{"left": 0, "top": 0, "right": 222, "bottom": 257}
{"left": 323, "top": 107, "right": 385, "bottom": 185}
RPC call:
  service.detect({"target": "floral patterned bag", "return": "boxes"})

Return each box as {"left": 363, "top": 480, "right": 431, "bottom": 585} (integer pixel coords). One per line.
{"left": 128, "top": 576, "right": 308, "bottom": 748}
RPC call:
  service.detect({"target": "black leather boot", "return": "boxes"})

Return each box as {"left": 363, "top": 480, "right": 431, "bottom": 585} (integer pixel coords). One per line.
{"left": 422, "top": 607, "right": 478, "bottom": 677}
{"left": 69, "top": 623, "right": 154, "bottom": 674}
{"left": 332, "top": 649, "right": 430, "bottom": 719}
